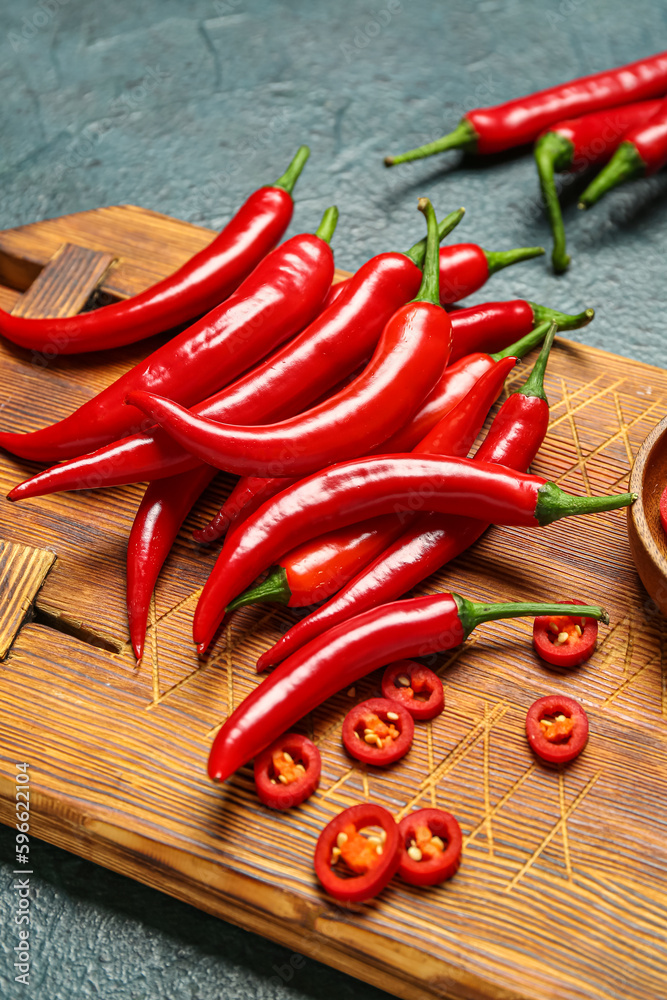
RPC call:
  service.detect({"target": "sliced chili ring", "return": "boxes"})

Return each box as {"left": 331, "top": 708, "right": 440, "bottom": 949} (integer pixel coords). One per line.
{"left": 342, "top": 697, "right": 414, "bottom": 766}
{"left": 313, "top": 802, "right": 400, "bottom": 902}
{"left": 533, "top": 599, "right": 598, "bottom": 668}
{"left": 397, "top": 808, "right": 462, "bottom": 887}
{"left": 525, "top": 694, "right": 589, "bottom": 764}
{"left": 381, "top": 659, "right": 445, "bottom": 720}
{"left": 253, "top": 732, "right": 321, "bottom": 810}
{"left": 660, "top": 485, "right": 667, "bottom": 537}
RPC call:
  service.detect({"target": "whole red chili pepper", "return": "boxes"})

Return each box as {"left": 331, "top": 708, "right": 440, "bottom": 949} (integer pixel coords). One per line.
{"left": 0, "top": 147, "right": 310, "bottom": 355}
{"left": 7, "top": 211, "right": 464, "bottom": 499}
{"left": 226, "top": 347, "right": 519, "bottom": 613}
{"left": 126, "top": 197, "right": 455, "bottom": 479}
{"left": 0, "top": 207, "right": 339, "bottom": 463}
{"left": 257, "top": 322, "right": 559, "bottom": 669}
{"left": 579, "top": 96, "right": 667, "bottom": 207}
{"left": 207, "top": 592, "right": 609, "bottom": 782}
{"left": 194, "top": 452, "right": 634, "bottom": 653}
{"left": 534, "top": 101, "right": 663, "bottom": 272}
{"left": 126, "top": 465, "right": 218, "bottom": 662}
{"left": 384, "top": 50, "right": 667, "bottom": 164}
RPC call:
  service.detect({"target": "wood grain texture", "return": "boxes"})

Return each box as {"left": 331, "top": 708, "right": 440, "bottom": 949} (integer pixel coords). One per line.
{"left": 0, "top": 207, "right": 665, "bottom": 1000}
{"left": 10, "top": 243, "right": 116, "bottom": 319}
{"left": 0, "top": 542, "right": 55, "bottom": 658}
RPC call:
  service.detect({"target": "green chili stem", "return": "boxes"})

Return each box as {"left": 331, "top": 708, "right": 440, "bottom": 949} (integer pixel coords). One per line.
{"left": 578, "top": 141, "right": 646, "bottom": 208}
{"left": 513, "top": 322, "right": 557, "bottom": 402}
{"left": 316, "top": 206, "right": 339, "bottom": 244}
{"left": 529, "top": 302, "right": 594, "bottom": 331}
{"left": 490, "top": 322, "right": 551, "bottom": 362}
{"left": 412, "top": 198, "right": 442, "bottom": 306}
{"left": 454, "top": 594, "right": 609, "bottom": 639}
{"left": 272, "top": 146, "right": 310, "bottom": 195}
{"left": 403, "top": 207, "right": 465, "bottom": 267}
{"left": 533, "top": 131, "right": 576, "bottom": 273}
{"left": 226, "top": 567, "right": 290, "bottom": 613}
{"left": 484, "top": 245, "right": 545, "bottom": 275}
{"left": 384, "top": 119, "right": 478, "bottom": 167}
{"left": 535, "top": 482, "right": 636, "bottom": 527}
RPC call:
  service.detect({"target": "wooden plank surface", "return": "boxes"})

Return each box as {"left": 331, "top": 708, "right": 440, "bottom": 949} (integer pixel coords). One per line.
{"left": 10, "top": 243, "right": 116, "bottom": 319}
{"left": 0, "top": 206, "right": 665, "bottom": 1000}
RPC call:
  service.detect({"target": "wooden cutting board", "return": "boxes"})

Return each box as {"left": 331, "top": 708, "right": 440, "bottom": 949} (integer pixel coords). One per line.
{"left": 0, "top": 206, "right": 665, "bottom": 1000}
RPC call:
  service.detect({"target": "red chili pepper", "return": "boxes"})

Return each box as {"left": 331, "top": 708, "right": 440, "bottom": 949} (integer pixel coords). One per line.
{"left": 532, "top": 600, "right": 598, "bottom": 668}
{"left": 397, "top": 809, "right": 462, "bottom": 886}
{"left": 126, "top": 197, "right": 454, "bottom": 479}
{"left": 253, "top": 732, "right": 321, "bottom": 810}
{"left": 207, "top": 593, "right": 609, "bottom": 782}
{"left": 579, "top": 96, "right": 667, "bottom": 207}
{"left": 534, "top": 101, "right": 663, "bottom": 271}
{"left": 661, "top": 486, "right": 667, "bottom": 536}
{"left": 342, "top": 698, "right": 414, "bottom": 766}
{"left": 7, "top": 211, "right": 464, "bottom": 500}
{"left": 126, "top": 465, "right": 218, "bottom": 662}
{"left": 0, "top": 207, "right": 339, "bottom": 463}
{"left": 525, "top": 695, "right": 589, "bottom": 764}
{"left": 381, "top": 661, "right": 444, "bottom": 721}
{"left": 0, "top": 148, "right": 310, "bottom": 355}
{"left": 227, "top": 346, "right": 519, "bottom": 613}
{"left": 313, "top": 803, "right": 401, "bottom": 903}
{"left": 254, "top": 324, "right": 585, "bottom": 669}
{"left": 384, "top": 51, "right": 667, "bottom": 164}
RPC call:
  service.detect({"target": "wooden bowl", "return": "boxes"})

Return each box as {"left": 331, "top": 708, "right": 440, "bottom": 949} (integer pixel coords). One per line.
{"left": 627, "top": 415, "right": 667, "bottom": 615}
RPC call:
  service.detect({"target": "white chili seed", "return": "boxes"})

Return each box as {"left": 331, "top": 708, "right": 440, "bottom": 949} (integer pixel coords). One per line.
{"left": 336, "top": 832, "right": 348, "bottom": 849}
{"left": 364, "top": 733, "right": 379, "bottom": 745}
{"left": 282, "top": 752, "right": 293, "bottom": 764}
{"left": 296, "top": 763, "right": 306, "bottom": 773}
{"left": 407, "top": 846, "right": 423, "bottom": 862}
{"left": 278, "top": 774, "right": 288, "bottom": 785}
{"left": 366, "top": 836, "right": 382, "bottom": 847}
{"left": 375, "top": 845, "right": 383, "bottom": 856}
{"left": 556, "top": 631, "right": 569, "bottom": 645}
{"left": 331, "top": 846, "right": 341, "bottom": 864}
{"left": 574, "top": 624, "right": 582, "bottom": 636}
{"left": 397, "top": 674, "right": 411, "bottom": 687}
{"left": 431, "top": 836, "right": 445, "bottom": 851}
{"left": 549, "top": 622, "right": 559, "bottom": 634}
{"left": 386, "top": 711, "right": 399, "bottom": 721}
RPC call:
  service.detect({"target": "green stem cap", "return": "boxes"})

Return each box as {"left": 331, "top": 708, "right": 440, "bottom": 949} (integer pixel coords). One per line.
{"left": 490, "top": 321, "right": 551, "bottom": 363}
{"left": 384, "top": 118, "right": 478, "bottom": 167}
{"left": 404, "top": 207, "right": 466, "bottom": 267}
{"left": 511, "top": 321, "right": 557, "bottom": 402}
{"left": 316, "top": 206, "right": 339, "bottom": 244}
{"left": 226, "top": 567, "right": 290, "bottom": 613}
{"left": 484, "top": 245, "right": 545, "bottom": 275}
{"left": 272, "top": 146, "right": 310, "bottom": 195}
{"left": 412, "top": 198, "right": 442, "bottom": 305}
{"left": 534, "top": 131, "right": 575, "bottom": 273}
{"left": 535, "top": 482, "right": 637, "bottom": 527}
{"left": 529, "top": 301, "right": 595, "bottom": 331}
{"left": 454, "top": 594, "right": 609, "bottom": 640}
{"left": 578, "top": 141, "right": 646, "bottom": 209}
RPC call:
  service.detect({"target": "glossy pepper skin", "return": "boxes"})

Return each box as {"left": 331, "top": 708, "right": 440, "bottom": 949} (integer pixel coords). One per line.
{"left": 0, "top": 207, "right": 339, "bottom": 463}
{"left": 0, "top": 147, "right": 310, "bottom": 355}
{"left": 7, "top": 211, "right": 465, "bottom": 500}
{"left": 579, "top": 96, "right": 667, "bottom": 208}
{"left": 385, "top": 50, "right": 667, "bottom": 164}
{"left": 253, "top": 325, "right": 595, "bottom": 669}
{"left": 194, "top": 450, "right": 634, "bottom": 652}
{"left": 207, "top": 592, "right": 609, "bottom": 782}
{"left": 534, "top": 101, "right": 663, "bottom": 272}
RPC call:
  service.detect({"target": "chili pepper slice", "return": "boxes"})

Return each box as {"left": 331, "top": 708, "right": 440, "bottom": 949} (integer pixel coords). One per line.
{"left": 532, "top": 600, "right": 598, "bottom": 668}
{"left": 397, "top": 809, "right": 462, "bottom": 886}
{"left": 7, "top": 211, "right": 464, "bottom": 498}
{"left": 253, "top": 732, "right": 321, "bottom": 810}
{"left": 385, "top": 50, "right": 667, "bottom": 163}
{"left": 0, "top": 207, "right": 339, "bottom": 463}
{"left": 0, "top": 146, "right": 310, "bottom": 354}
{"left": 660, "top": 486, "right": 667, "bottom": 536}
{"left": 207, "top": 593, "right": 608, "bottom": 782}
{"left": 342, "top": 698, "right": 414, "bottom": 766}
{"left": 580, "top": 96, "right": 667, "bottom": 207}
{"left": 381, "top": 661, "right": 444, "bottom": 721}
{"left": 534, "top": 100, "right": 663, "bottom": 272}
{"left": 313, "top": 803, "right": 401, "bottom": 903}
{"left": 525, "top": 695, "right": 589, "bottom": 764}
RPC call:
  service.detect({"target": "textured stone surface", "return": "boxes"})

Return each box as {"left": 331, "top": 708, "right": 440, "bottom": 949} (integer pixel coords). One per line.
{"left": 0, "top": 0, "right": 665, "bottom": 997}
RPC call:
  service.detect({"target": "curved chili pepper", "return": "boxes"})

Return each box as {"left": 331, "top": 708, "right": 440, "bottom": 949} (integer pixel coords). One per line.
{"left": 341, "top": 698, "right": 414, "bottom": 766}
{"left": 7, "top": 211, "right": 464, "bottom": 500}
{"left": 313, "top": 803, "right": 401, "bottom": 903}
{"left": 381, "top": 661, "right": 444, "bottom": 721}
{"left": 207, "top": 592, "right": 609, "bottom": 782}
{"left": 0, "top": 147, "right": 310, "bottom": 355}
{"left": 227, "top": 347, "right": 520, "bottom": 613}
{"left": 126, "top": 197, "right": 454, "bottom": 479}
{"left": 195, "top": 454, "right": 633, "bottom": 654}
{"left": 579, "top": 96, "right": 667, "bottom": 207}
{"left": 0, "top": 207, "right": 339, "bottom": 463}
{"left": 253, "top": 325, "right": 598, "bottom": 669}
{"left": 253, "top": 732, "right": 321, "bottom": 810}
{"left": 534, "top": 101, "right": 663, "bottom": 271}
{"left": 532, "top": 600, "right": 598, "bottom": 668}
{"left": 397, "top": 809, "right": 462, "bottom": 886}
{"left": 384, "top": 50, "right": 667, "bottom": 164}
{"left": 126, "top": 465, "right": 218, "bottom": 662}
{"left": 525, "top": 695, "right": 589, "bottom": 764}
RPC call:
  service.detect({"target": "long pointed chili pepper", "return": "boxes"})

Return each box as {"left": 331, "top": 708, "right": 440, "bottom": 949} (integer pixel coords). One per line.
{"left": 384, "top": 50, "right": 667, "bottom": 165}
{"left": 207, "top": 592, "right": 609, "bottom": 782}
{"left": 193, "top": 450, "right": 634, "bottom": 652}
{"left": 0, "top": 207, "right": 339, "bottom": 463}
{"left": 534, "top": 101, "right": 663, "bottom": 271}
{"left": 7, "top": 211, "right": 465, "bottom": 500}
{"left": 259, "top": 322, "right": 558, "bottom": 669}
{"left": 125, "top": 197, "right": 455, "bottom": 479}
{"left": 579, "top": 96, "right": 667, "bottom": 208}
{"left": 126, "top": 465, "right": 218, "bottom": 662}
{"left": 226, "top": 349, "right": 520, "bottom": 614}
{"left": 0, "top": 147, "right": 311, "bottom": 355}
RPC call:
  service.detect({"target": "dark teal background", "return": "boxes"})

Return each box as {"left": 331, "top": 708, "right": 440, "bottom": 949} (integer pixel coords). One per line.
{"left": 1, "top": 1, "right": 665, "bottom": 997}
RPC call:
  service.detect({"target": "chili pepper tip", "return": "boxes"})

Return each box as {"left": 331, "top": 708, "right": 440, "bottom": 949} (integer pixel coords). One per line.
{"left": 384, "top": 119, "right": 478, "bottom": 167}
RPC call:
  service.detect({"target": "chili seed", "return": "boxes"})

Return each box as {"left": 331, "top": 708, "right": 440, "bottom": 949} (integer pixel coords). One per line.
{"left": 278, "top": 774, "right": 288, "bottom": 785}
{"left": 574, "top": 624, "right": 582, "bottom": 636}
{"left": 366, "top": 835, "right": 383, "bottom": 847}
{"left": 397, "top": 674, "right": 411, "bottom": 687}
{"left": 407, "top": 846, "right": 423, "bottom": 862}
{"left": 331, "top": 846, "right": 341, "bottom": 864}
{"left": 364, "top": 733, "right": 379, "bottom": 745}
{"left": 556, "top": 631, "right": 569, "bottom": 645}
{"left": 375, "top": 845, "right": 383, "bottom": 856}
{"left": 336, "top": 832, "right": 348, "bottom": 849}
{"left": 386, "top": 711, "right": 399, "bottom": 721}
{"left": 555, "top": 714, "right": 567, "bottom": 721}
{"left": 270, "top": 778, "right": 277, "bottom": 785}
{"left": 549, "top": 622, "right": 559, "bottom": 634}
{"left": 431, "top": 836, "right": 445, "bottom": 851}
{"left": 282, "top": 752, "right": 293, "bottom": 764}
{"left": 296, "top": 763, "right": 306, "bottom": 774}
